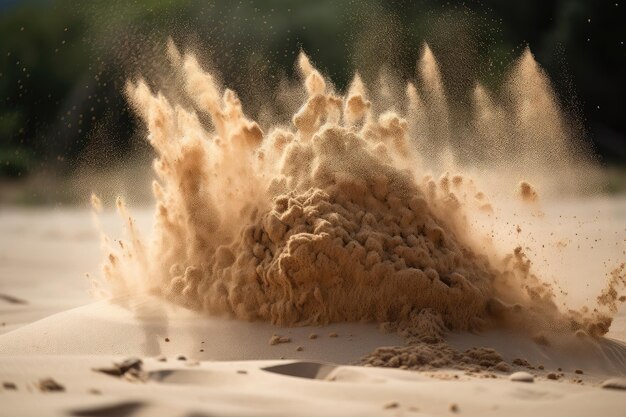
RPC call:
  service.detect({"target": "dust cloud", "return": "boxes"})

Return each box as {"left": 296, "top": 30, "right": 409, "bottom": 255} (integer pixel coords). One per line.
{"left": 94, "top": 40, "right": 624, "bottom": 345}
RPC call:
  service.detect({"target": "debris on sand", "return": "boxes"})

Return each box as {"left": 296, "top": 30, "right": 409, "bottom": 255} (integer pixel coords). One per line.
{"left": 93, "top": 358, "right": 143, "bottom": 377}
{"left": 2, "top": 381, "right": 17, "bottom": 390}
{"left": 37, "top": 378, "right": 65, "bottom": 392}
{"left": 601, "top": 378, "right": 626, "bottom": 391}
{"left": 92, "top": 358, "right": 146, "bottom": 382}
{"left": 383, "top": 401, "right": 399, "bottom": 409}
{"left": 512, "top": 358, "right": 531, "bottom": 367}
{"left": 269, "top": 335, "right": 291, "bottom": 345}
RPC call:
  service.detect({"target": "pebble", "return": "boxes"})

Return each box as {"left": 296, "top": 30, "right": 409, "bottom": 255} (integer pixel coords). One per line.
{"left": 547, "top": 372, "right": 559, "bottom": 380}
{"left": 601, "top": 378, "right": 626, "bottom": 391}
{"left": 509, "top": 371, "right": 534, "bottom": 383}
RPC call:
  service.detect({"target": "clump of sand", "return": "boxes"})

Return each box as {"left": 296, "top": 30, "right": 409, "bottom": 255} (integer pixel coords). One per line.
{"left": 95, "top": 41, "right": 625, "bottom": 365}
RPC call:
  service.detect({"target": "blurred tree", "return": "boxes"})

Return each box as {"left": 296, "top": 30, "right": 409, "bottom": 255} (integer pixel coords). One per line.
{"left": 0, "top": 0, "right": 624, "bottom": 181}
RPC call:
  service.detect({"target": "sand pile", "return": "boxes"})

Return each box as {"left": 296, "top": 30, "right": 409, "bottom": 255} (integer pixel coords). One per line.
{"left": 95, "top": 41, "right": 625, "bottom": 349}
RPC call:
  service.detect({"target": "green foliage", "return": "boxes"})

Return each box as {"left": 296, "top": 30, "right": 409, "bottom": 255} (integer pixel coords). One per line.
{"left": 0, "top": 0, "right": 624, "bottom": 181}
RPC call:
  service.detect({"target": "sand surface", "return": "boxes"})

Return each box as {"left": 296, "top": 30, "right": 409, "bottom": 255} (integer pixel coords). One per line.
{"left": 1, "top": 202, "right": 625, "bottom": 416}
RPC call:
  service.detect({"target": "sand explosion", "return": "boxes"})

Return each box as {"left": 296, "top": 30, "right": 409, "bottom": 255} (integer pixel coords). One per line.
{"left": 95, "top": 41, "right": 624, "bottom": 340}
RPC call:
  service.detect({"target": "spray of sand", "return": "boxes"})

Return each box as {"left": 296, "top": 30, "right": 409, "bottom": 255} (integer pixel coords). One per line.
{"left": 94, "top": 41, "right": 625, "bottom": 356}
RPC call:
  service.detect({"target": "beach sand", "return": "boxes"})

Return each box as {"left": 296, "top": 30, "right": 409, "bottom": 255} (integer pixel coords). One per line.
{"left": 1, "top": 202, "right": 625, "bottom": 416}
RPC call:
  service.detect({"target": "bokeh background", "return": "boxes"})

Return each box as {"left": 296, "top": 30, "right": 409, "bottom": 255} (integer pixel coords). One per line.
{"left": 1, "top": 0, "right": 624, "bottom": 204}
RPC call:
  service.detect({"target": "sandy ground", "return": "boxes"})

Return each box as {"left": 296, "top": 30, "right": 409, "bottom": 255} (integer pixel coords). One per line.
{"left": 1, "top": 199, "right": 625, "bottom": 416}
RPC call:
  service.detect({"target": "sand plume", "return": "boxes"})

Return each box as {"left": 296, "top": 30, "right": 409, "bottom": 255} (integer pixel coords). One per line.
{"left": 94, "top": 42, "right": 624, "bottom": 344}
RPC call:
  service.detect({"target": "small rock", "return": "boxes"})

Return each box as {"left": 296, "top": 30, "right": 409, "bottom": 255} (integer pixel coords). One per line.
{"left": 509, "top": 371, "right": 534, "bottom": 383}
{"left": 309, "top": 333, "right": 318, "bottom": 340}
{"left": 155, "top": 355, "right": 167, "bottom": 362}
{"left": 177, "top": 355, "right": 187, "bottom": 361}
{"left": 164, "top": 337, "right": 170, "bottom": 342}
{"left": 37, "top": 378, "right": 65, "bottom": 392}
{"left": 601, "top": 378, "right": 626, "bottom": 391}
{"left": 575, "top": 369, "right": 583, "bottom": 374}
{"left": 329, "top": 332, "right": 338, "bottom": 338}
{"left": 236, "top": 370, "right": 248, "bottom": 375}
{"left": 88, "top": 388, "right": 101, "bottom": 395}
{"left": 449, "top": 403, "right": 459, "bottom": 412}
{"left": 547, "top": 372, "right": 559, "bottom": 380}
{"left": 296, "top": 346, "right": 303, "bottom": 352}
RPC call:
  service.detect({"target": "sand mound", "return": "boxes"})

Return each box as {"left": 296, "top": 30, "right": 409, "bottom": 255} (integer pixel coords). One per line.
{"left": 95, "top": 41, "right": 625, "bottom": 346}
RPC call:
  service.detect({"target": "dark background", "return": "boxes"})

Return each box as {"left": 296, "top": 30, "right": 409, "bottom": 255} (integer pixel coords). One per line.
{"left": 1, "top": 0, "right": 624, "bottom": 200}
